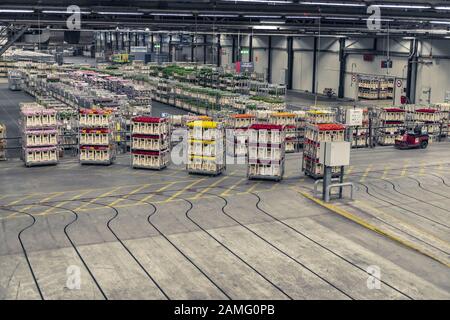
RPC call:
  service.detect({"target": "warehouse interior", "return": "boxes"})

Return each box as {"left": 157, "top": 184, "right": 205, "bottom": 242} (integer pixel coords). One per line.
{"left": 0, "top": 0, "right": 450, "bottom": 302}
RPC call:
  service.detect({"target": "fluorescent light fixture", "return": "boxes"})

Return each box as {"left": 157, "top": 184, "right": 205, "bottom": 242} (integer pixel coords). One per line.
{"left": 253, "top": 25, "right": 280, "bottom": 29}
{"left": 362, "top": 18, "right": 394, "bottom": 22}
{"left": 223, "top": 0, "right": 293, "bottom": 3}
{"left": 403, "top": 36, "right": 416, "bottom": 40}
{"left": 326, "top": 17, "right": 360, "bottom": 20}
{"left": 150, "top": 13, "right": 193, "bottom": 16}
{"left": 0, "top": 9, "right": 34, "bottom": 13}
{"left": 244, "top": 15, "right": 282, "bottom": 18}
{"left": 445, "top": 36, "right": 450, "bottom": 39}
{"left": 435, "top": 6, "right": 450, "bottom": 10}
{"left": 300, "top": 2, "right": 366, "bottom": 7}
{"left": 198, "top": 13, "right": 239, "bottom": 17}
{"left": 98, "top": 12, "right": 144, "bottom": 15}
{"left": 260, "top": 20, "right": 285, "bottom": 24}
{"left": 430, "top": 20, "right": 450, "bottom": 25}
{"left": 286, "top": 15, "right": 321, "bottom": 19}
{"left": 42, "top": 10, "right": 91, "bottom": 14}
{"left": 375, "top": 4, "right": 431, "bottom": 9}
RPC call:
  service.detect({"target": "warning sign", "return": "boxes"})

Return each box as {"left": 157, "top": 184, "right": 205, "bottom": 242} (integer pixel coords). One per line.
{"left": 396, "top": 79, "right": 403, "bottom": 88}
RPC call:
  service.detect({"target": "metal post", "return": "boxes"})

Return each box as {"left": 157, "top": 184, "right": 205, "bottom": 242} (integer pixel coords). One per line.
{"left": 217, "top": 34, "right": 221, "bottom": 67}
{"left": 323, "top": 166, "right": 332, "bottom": 202}
{"left": 249, "top": 34, "right": 253, "bottom": 63}
{"left": 191, "top": 35, "right": 195, "bottom": 62}
{"left": 232, "top": 35, "right": 236, "bottom": 63}
{"left": 338, "top": 37, "right": 346, "bottom": 98}
{"left": 339, "top": 166, "right": 344, "bottom": 199}
{"left": 267, "top": 35, "right": 272, "bottom": 83}
{"left": 287, "top": 36, "right": 293, "bottom": 90}
{"left": 203, "top": 35, "right": 207, "bottom": 64}
{"left": 312, "top": 37, "right": 318, "bottom": 94}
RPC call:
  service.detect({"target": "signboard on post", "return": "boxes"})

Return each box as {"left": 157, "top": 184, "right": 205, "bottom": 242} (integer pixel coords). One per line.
{"left": 345, "top": 109, "right": 363, "bottom": 126}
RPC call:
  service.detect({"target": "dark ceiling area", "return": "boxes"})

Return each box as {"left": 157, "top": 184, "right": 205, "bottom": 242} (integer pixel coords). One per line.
{"left": 0, "top": 1, "right": 450, "bottom": 37}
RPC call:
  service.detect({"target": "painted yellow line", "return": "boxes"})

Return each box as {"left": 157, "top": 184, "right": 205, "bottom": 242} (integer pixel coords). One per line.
{"left": 108, "top": 184, "right": 150, "bottom": 207}
{"left": 192, "top": 176, "right": 229, "bottom": 200}
{"left": 39, "top": 190, "right": 92, "bottom": 216}
{"left": 221, "top": 178, "right": 246, "bottom": 196}
{"left": 401, "top": 160, "right": 409, "bottom": 176}
{"left": 239, "top": 181, "right": 261, "bottom": 194}
{"left": 1, "top": 187, "right": 284, "bottom": 221}
{"left": 74, "top": 186, "right": 123, "bottom": 211}
{"left": 1, "top": 179, "right": 195, "bottom": 208}
{"left": 139, "top": 182, "right": 177, "bottom": 203}
{"left": 9, "top": 192, "right": 64, "bottom": 218}
{"left": 346, "top": 166, "right": 354, "bottom": 175}
{"left": 381, "top": 165, "right": 390, "bottom": 180}
{"left": 355, "top": 199, "right": 450, "bottom": 250}
{"left": 298, "top": 190, "right": 450, "bottom": 268}
{"left": 359, "top": 164, "right": 373, "bottom": 182}
{"left": 5, "top": 194, "right": 38, "bottom": 206}
{"left": 419, "top": 161, "right": 425, "bottom": 176}
{"left": 164, "top": 179, "right": 205, "bottom": 203}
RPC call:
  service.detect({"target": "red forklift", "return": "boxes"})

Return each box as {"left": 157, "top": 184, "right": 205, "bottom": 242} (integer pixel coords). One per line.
{"left": 395, "top": 126, "right": 429, "bottom": 149}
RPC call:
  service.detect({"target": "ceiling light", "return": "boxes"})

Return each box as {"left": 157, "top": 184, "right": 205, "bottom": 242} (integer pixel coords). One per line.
{"left": 260, "top": 20, "right": 286, "bottom": 24}
{"left": 435, "top": 6, "right": 450, "bottom": 10}
{"left": 42, "top": 10, "right": 91, "bottom": 14}
{"left": 300, "top": 2, "right": 366, "bottom": 7}
{"left": 0, "top": 9, "right": 34, "bottom": 13}
{"left": 150, "top": 13, "right": 193, "bottom": 17}
{"left": 98, "top": 12, "right": 144, "bottom": 15}
{"left": 362, "top": 18, "right": 394, "bottom": 22}
{"left": 223, "top": 0, "right": 293, "bottom": 3}
{"left": 286, "top": 15, "right": 321, "bottom": 19}
{"left": 253, "top": 25, "right": 281, "bottom": 29}
{"left": 375, "top": 4, "right": 431, "bottom": 9}
{"left": 326, "top": 17, "right": 360, "bottom": 20}
{"left": 430, "top": 20, "right": 450, "bottom": 25}
{"left": 244, "top": 15, "right": 282, "bottom": 18}
{"left": 198, "top": 14, "right": 239, "bottom": 17}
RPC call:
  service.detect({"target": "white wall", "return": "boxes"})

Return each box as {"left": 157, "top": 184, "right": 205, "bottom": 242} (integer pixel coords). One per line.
{"left": 271, "top": 36, "right": 288, "bottom": 85}
{"left": 416, "top": 40, "right": 450, "bottom": 103}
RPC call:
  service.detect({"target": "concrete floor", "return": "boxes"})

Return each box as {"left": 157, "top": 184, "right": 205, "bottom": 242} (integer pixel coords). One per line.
{"left": 0, "top": 145, "right": 449, "bottom": 300}
{"left": 1, "top": 83, "right": 450, "bottom": 300}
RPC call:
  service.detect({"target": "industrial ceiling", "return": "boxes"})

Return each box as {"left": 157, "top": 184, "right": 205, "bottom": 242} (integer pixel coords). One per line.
{"left": 0, "top": 1, "right": 450, "bottom": 37}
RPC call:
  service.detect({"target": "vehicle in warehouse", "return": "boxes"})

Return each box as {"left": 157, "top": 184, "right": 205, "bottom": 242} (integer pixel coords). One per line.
{"left": 395, "top": 127, "right": 429, "bottom": 149}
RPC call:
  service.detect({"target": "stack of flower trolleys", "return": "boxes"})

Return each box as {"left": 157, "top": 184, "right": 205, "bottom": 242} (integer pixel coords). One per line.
{"left": 131, "top": 116, "right": 170, "bottom": 170}
{"left": 247, "top": 124, "right": 286, "bottom": 181}
{"left": 20, "top": 103, "right": 59, "bottom": 167}
{"left": 79, "top": 108, "right": 116, "bottom": 165}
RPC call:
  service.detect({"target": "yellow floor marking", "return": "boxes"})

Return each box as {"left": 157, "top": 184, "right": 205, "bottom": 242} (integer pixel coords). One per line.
{"left": 164, "top": 179, "right": 205, "bottom": 203}
{"left": 355, "top": 200, "right": 450, "bottom": 249}
{"left": 5, "top": 194, "right": 37, "bottom": 206}
{"left": 297, "top": 190, "right": 450, "bottom": 268}
{"left": 419, "top": 161, "right": 426, "bottom": 176}
{"left": 401, "top": 160, "right": 409, "bottom": 176}
{"left": 381, "top": 165, "right": 390, "bottom": 180}
{"left": 73, "top": 186, "right": 123, "bottom": 211}
{"left": 39, "top": 190, "right": 92, "bottom": 216}
{"left": 192, "top": 176, "right": 229, "bottom": 200}
{"left": 9, "top": 192, "right": 64, "bottom": 218}
{"left": 221, "top": 178, "right": 246, "bottom": 196}
{"left": 359, "top": 164, "right": 373, "bottom": 182}
{"left": 139, "top": 182, "right": 177, "bottom": 203}
{"left": 239, "top": 181, "right": 261, "bottom": 194}
{"left": 0, "top": 187, "right": 284, "bottom": 221}
{"left": 107, "top": 184, "right": 151, "bottom": 207}
{"left": 0, "top": 179, "right": 195, "bottom": 204}
{"left": 346, "top": 166, "right": 354, "bottom": 175}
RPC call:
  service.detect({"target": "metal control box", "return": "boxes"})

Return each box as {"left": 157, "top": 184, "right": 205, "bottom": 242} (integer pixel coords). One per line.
{"left": 319, "top": 141, "right": 351, "bottom": 167}
{"left": 346, "top": 109, "right": 363, "bottom": 126}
